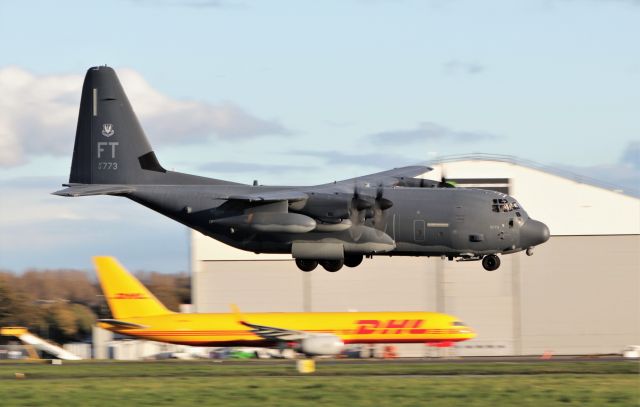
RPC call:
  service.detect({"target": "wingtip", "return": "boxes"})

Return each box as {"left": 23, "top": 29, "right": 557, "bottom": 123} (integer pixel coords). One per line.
{"left": 230, "top": 303, "right": 241, "bottom": 314}
{"left": 51, "top": 189, "right": 73, "bottom": 197}
{"left": 230, "top": 304, "right": 249, "bottom": 325}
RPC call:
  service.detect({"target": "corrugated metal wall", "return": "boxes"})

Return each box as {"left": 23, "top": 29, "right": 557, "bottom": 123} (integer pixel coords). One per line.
{"left": 193, "top": 235, "right": 640, "bottom": 356}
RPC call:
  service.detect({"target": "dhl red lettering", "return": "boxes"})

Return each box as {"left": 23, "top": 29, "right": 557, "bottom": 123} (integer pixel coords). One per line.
{"left": 355, "top": 320, "right": 379, "bottom": 335}
{"left": 113, "top": 293, "right": 146, "bottom": 299}
{"left": 409, "top": 319, "right": 426, "bottom": 334}
{"left": 381, "top": 319, "right": 409, "bottom": 334}
{"left": 356, "top": 319, "right": 428, "bottom": 335}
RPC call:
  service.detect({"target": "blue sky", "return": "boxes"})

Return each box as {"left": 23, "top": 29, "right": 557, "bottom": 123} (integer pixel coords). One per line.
{"left": 0, "top": 0, "right": 638, "bottom": 272}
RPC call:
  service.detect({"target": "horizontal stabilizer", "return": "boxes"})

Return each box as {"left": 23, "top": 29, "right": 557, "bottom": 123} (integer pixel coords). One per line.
{"left": 52, "top": 184, "right": 136, "bottom": 197}
{"left": 98, "top": 319, "right": 148, "bottom": 329}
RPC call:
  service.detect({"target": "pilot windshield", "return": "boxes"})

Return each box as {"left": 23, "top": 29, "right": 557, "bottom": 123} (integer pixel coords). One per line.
{"left": 492, "top": 199, "right": 520, "bottom": 213}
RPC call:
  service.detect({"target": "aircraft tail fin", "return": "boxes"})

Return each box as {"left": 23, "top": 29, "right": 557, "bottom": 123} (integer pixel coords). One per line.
{"left": 70, "top": 66, "right": 168, "bottom": 185}
{"left": 65, "top": 66, "right": 242, "bottom": 188}
{"left": 93, "top": 256, "right": 173, "bottom": 319}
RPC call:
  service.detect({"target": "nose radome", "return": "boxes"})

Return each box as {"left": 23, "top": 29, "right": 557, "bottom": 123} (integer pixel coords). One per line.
{"left": 521, "top": 219, "right": 550, "bottom": 247}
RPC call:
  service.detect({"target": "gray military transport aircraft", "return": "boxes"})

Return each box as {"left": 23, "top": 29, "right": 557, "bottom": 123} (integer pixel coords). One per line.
{"left": 54, "top": 66, "right": 550, "bottom": 272}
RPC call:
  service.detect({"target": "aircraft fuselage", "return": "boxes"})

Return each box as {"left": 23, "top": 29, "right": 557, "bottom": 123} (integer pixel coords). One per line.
{"left": 127, "top": 183, "right": 547, "bottom": 260}
{"left": 55, "top": 66, "right": 550, "bottom": 272}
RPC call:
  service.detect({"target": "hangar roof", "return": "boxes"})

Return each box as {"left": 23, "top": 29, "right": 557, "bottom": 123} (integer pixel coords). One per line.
{"left": 423, "top": 154, "right": 640, "bottom": 235}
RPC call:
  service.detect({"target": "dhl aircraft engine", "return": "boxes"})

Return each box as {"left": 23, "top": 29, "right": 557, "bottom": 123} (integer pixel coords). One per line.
{"left": 299, "top": 335, "right": 345, "bottom": 356}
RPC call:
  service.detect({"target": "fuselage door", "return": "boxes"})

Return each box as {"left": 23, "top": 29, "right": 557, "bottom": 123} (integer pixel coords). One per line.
{"left": 414, "top": 219, "right": 425, "bottom": 242}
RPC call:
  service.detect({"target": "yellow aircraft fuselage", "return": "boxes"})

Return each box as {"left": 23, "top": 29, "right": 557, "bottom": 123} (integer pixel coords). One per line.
{"left": 99, "top": 311, "right": 474, "bottom": 346}
{"left": 94, "top": 256, "right": 475, "bottom": 348}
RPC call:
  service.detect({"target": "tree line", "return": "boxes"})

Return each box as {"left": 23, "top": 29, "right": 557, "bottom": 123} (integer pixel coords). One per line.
{"left": 0, "top": 269, "right": 189, "bottom": 343}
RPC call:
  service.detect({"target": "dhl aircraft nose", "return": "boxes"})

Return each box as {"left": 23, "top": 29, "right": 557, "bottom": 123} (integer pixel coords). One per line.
{"left": 520, "top": 219, "right": 550, "bottom": 248}
{"left": 460, "top": 327, "right": 476, "bottom": 339}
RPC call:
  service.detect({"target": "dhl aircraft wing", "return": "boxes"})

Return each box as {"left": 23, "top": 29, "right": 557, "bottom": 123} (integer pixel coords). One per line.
{"left": 239, "top": 320, "right": 309, "bottom": 342}
{"left": 231, "top": 305, "right": 309, "bottom": 341}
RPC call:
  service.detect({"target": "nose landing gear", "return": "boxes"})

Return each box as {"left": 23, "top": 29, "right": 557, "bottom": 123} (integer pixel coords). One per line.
{"left": 482, "top": 254, "right": 501, "bottom": 271}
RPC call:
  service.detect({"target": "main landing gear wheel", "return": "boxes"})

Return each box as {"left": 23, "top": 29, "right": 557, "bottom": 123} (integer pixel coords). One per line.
{"left": 482, "top": 254, "right": 501, "bottom": 271}
{"left": 343, "top": 255, "right": 363, "bottom": 268}
{"left": 320, "top": 259, "right": 344, "bottom": 272}
{"left": 296, "top": 259, "right": 318, "bottom": 272}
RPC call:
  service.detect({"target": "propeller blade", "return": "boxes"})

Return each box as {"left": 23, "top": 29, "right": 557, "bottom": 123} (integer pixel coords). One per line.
{"left": 378, "top": 197, "right": 393, "bottom": 210}
{"left": 439, "top": 166, "right": 455, "bottom": 188}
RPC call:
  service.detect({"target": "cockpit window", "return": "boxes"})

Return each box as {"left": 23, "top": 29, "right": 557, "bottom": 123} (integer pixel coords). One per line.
{"left": 451, "top": 321, "right": 466, "bottom": 326}
{"left": 492, "top": 199, "right": 519, "bottom": 213}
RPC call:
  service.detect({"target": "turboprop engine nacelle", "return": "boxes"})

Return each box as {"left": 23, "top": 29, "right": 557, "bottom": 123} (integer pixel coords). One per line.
{"left": 299, "top": 335, "right": 345, "bottom": 356}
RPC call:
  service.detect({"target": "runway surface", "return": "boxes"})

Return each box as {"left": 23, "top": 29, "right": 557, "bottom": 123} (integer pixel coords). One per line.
{"left": 208, "top": 355, "right": 632, "bottom": 365}
{"left": 0, "top": 354, "right": 632, "bottom": 367}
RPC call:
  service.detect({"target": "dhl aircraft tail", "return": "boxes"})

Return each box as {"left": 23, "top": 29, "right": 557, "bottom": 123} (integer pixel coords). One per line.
{"left": 93, "top": 256, "right": 173, "bottom": 319}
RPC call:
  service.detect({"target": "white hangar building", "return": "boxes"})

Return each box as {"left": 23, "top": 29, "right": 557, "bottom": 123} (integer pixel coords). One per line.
{"left": 191, "top": 155, "right": 640, "bottom": 357}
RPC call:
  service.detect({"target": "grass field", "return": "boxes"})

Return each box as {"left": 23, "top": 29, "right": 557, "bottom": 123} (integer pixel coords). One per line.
{"left": 0, "top": 360, "right": 638, "bottom": 407}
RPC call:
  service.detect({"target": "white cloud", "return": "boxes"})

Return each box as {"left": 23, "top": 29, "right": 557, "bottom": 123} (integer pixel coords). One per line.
{"left": 0, "top": 176, "right": 187, "bottom": 272}
{"left": 368, "top": 122, "right": 500, "bottom": 145}
{"left": 559, "top": 141, "right": 640, "bottom": 197}
{"left": 0, "top": 66, "right": 291, "bottom": 168}
{"left": 0, "top": 177, "right": 123, "bottom": 228}
{"left": 0, "top": 67, "right": 79, "bottom": 166}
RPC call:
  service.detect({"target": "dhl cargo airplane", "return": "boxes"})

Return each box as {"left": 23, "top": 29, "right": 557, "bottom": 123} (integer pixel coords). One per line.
{"left": 94, "top": 257, "right": 476, "bottom": 356}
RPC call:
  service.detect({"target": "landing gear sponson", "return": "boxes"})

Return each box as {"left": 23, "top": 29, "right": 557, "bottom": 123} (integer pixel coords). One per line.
{"left": 295, "top": 255, "right": 364, "bottom": 272}
{"left": 296, "top": 253, "right": 504, "bottom": 272}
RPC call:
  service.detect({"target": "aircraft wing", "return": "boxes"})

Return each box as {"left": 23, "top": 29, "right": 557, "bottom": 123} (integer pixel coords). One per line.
{"left": 240, "top": 321, "right": 309, "bottom": 341}
{"left": 331, "top": 165, "right": 433, "bottom": 188}
{"left": 97, "top": 319, "right": 148, "bottom": 329}
{"left": 225, "top": 190, "right": 308, "bottom": 203}
{"left": 52, "top": 184, "right": 136, "bottom": 197}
